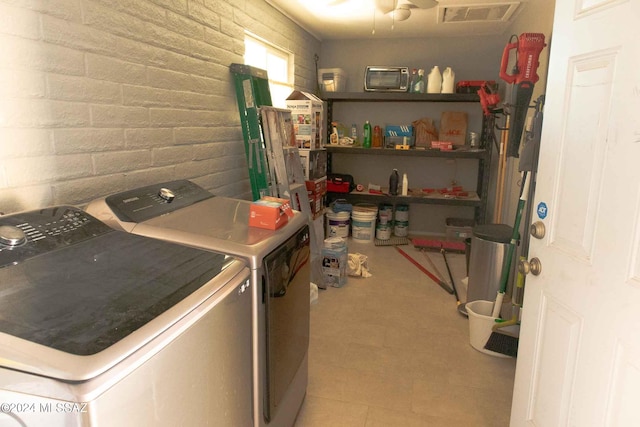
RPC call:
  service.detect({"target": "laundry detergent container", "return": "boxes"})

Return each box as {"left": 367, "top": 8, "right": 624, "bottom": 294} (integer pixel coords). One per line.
{"left": 466, "top": 224, "right": 514, "bottom": 313}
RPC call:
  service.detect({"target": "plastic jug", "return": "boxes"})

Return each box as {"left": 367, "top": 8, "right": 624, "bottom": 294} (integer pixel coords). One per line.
{"left": 441, "top": 67, "right": 455, "bottom": 94}
{"left": 427, "top": 66, "right": 442, "bottom": 94}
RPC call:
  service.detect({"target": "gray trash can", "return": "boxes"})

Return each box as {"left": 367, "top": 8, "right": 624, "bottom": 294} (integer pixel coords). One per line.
{"left": 464, "top": 224, "right": 514, "bottom": 316}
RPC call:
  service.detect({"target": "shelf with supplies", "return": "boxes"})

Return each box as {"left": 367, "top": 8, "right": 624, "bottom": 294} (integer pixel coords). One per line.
{"left": 322, "top": 92, "right": 480, "bottom": 103}
{"left": 325, "top": 145, "right": 488, "bottom": 159}
{"left": 323, "top": 91, "right": 492, "bottom": 226}
{"left": 327, "top": 190, "right": 481, "bottom": 207}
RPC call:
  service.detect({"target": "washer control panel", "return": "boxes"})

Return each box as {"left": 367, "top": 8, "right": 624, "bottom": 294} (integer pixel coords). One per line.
{"left": 0, "top": 206, "right": 112, "bottom": 267}
{"left": 105, "top": 179, "right": 214, "bottom": 223}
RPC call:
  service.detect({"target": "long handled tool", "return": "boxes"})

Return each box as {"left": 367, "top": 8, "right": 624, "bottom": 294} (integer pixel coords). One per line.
{"left": 485, "top": 95, "right": 545, "bottom": 357}
{"left": 491, "top": 170, "right": 530, "bottom": 318}
{"left": 441, "top": 248, "right": 462, "bottom": 312}
{"left": 421, "top": 250, "right": 447, "bottom": 286}
{"left": 395, "top": 246, "right": 454, "bottom": 294}
{"left": 494, "top": 115, "right": 510, "bottom": 223}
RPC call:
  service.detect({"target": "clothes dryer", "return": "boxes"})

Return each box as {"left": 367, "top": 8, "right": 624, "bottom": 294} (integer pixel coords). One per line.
{"left": 86, "top": 180, "right": 310, "bottom": 427}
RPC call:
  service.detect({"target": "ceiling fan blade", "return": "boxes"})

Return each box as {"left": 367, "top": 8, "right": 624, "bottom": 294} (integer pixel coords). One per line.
{"left": 409, "top": 0, "right": 438, "bottom": 8}
{"left": 375, "top": 0, "right": 396, "bottom": 15}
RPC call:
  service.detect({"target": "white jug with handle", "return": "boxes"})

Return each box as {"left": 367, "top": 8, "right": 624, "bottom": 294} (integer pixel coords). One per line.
{"left": 441, "top": 67, "right": 455, "bottom": 93}
{"left": 427, "top": 66, "right": 442, "bottom": 94}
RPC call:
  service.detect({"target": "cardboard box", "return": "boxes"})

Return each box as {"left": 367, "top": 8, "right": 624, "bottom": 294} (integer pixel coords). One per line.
{"left": 286, "top": 90, "right": 324, "bottom": 149}
{"left": 384, "top": 125, "right": 413, "bottom": 137}
{"left": 299, "top": 149, "right": 327, "bottom": 180}
{"left": 308, "top": 193, "right": 326, "bottom": 219}
{"left": 305, "top": 176, "right": 327, "bottom": 195}
{"left": 249, "top": 197, "right": 294, "bottom": 230}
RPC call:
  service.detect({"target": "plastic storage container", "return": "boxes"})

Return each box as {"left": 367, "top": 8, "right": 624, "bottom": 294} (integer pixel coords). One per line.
{"left": 318, "top": 68, "right": 347, "bottom": 92}
{"left": 322, "top": 237, "right": 348, "bottom": 287}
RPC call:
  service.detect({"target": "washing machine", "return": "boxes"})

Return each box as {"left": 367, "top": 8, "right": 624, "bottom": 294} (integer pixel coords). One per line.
{"left": 86, "top": 180, "right": 310, "bottom": 427}
{"left": 0, "top": 206, "right": 253, "bottom": 426}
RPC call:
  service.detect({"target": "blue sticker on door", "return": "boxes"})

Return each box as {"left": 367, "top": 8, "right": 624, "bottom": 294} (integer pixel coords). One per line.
{"left": 537, "top": 202, "right": 548, "bottom": 219}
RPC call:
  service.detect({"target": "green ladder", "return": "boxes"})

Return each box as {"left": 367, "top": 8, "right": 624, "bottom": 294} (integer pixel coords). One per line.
{"left": 230, "top": 63, "right": 273, "bottom": 201}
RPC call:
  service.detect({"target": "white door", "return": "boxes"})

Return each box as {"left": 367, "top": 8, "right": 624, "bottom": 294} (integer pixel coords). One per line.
{"left": 511, "top": 0, "right": 640, "bottom": 426}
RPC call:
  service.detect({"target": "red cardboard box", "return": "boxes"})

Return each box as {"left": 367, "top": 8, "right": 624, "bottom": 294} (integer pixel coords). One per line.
{"left": 305, "top": 176, "right": 327, "bottom": 195}
{"left": 249, "top": 197, "right": 294, "bottom": 230}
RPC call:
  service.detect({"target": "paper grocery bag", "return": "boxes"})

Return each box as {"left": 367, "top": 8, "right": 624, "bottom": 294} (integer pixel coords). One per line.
{"left": 439, "top": 111, "right": 468, "bottom": 145}
{"left": 412, "top": 117, "right": 438, "bottom": 148}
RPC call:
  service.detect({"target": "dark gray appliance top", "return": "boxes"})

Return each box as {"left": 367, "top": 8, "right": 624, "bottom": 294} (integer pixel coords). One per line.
{"left": 0, "top": 206, "right": 234, "bottom": 356}
{"left": 105, "top": 179, "right": 214, "bottom": 223}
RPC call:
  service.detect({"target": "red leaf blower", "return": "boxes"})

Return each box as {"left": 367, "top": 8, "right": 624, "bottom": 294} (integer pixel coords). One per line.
{"left": 500, "top": 33, "right": 547, "bottom": 157}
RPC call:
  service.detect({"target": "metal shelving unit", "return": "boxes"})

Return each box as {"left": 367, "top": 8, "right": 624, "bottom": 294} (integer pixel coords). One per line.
{"left": 323, "top": 91, "right": 492, "bottom": 225}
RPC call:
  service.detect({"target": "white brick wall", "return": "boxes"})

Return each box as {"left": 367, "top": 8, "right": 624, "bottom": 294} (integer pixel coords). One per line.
{"left": 0, "top": 0, "right": 320, "bottom": 213}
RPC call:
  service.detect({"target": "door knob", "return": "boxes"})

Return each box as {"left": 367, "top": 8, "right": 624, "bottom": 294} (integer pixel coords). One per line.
{"left": 518, "top": 257, "right": 542, "bottom": 276}
{"left": 530, "top": 221, "right": 546, "bottom": 239}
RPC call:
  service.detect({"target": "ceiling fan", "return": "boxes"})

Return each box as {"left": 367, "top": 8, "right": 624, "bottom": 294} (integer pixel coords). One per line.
{"left": 376, "top": 0, "right": 439, "bottom": 21}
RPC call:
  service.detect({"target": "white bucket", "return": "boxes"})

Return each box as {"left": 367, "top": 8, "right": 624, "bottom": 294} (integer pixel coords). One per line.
{"left": 326, "top": 211, "right": 350, "bottom": 238}
{"left": 351, "top": 205, "right": 377, "bottom": 243}
{"left": 466, "top": 300, "right": 510, "bottom": 358}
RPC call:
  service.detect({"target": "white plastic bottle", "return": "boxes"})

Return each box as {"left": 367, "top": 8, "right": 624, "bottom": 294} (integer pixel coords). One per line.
{"left": 402, "top": 173, "right": 408, "bottom": 196}
{"left": 427, "top": 66, "right": 442, "bottom": 94}
{"left": 441, "top": 67, "right": 455, "bottom": 93}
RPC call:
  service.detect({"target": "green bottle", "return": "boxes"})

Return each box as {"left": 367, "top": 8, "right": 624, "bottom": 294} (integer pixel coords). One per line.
{"left": 363, "top": 121, "right": 372, "bottom": 148}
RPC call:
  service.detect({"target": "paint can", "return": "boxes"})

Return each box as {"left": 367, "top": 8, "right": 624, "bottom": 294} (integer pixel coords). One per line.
{"left": 376, "top": 223, "right": 392, "bottom": 240}
{"left": 394, "top": 220, "right": 409, "bottom": 237}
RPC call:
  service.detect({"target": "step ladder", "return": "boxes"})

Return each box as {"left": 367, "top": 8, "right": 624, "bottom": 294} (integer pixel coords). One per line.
{"left": 230, "top": 63, "right": 273, "bottom": 201}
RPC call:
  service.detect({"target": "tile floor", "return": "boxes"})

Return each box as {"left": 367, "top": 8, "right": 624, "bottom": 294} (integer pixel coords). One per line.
{"left": 294, "top": 238, "right": 517, "bottom": 427}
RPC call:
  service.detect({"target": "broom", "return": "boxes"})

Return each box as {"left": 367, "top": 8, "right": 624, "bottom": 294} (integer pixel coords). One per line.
{"left": 484, "top": 171, "right": 529, "bottom": 356}
{"left": 490, "top": 171, "right": 529, "bottom": 318}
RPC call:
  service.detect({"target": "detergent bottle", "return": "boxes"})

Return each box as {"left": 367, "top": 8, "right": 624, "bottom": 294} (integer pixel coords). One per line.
{"left": 427, "top": 66, "right": 442, "bottom": 94}
{"left": 441, "top": 67, "right": 455, "bottom": 93}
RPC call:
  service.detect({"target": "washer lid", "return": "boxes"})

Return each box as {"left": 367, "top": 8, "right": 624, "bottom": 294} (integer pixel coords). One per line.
{"left": 104, "top": 179, "right": 214, "bottom": 223}
{"left": 0, "top": 206, "right": 243, "bottom": 380}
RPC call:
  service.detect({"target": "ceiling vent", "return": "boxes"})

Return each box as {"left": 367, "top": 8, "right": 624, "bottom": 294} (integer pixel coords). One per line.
{"left": 439, "top": 2, "right": 520, "bottom": 23}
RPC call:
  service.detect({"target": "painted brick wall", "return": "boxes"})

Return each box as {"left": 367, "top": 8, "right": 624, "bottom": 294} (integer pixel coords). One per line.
{"left": 0, "top": 0, "right": 321, "bottom": 213}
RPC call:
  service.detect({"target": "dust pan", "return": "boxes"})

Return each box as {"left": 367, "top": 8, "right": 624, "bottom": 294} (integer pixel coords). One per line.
{"left": 484, "top": 328, "right": 519, "bottom": 357}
